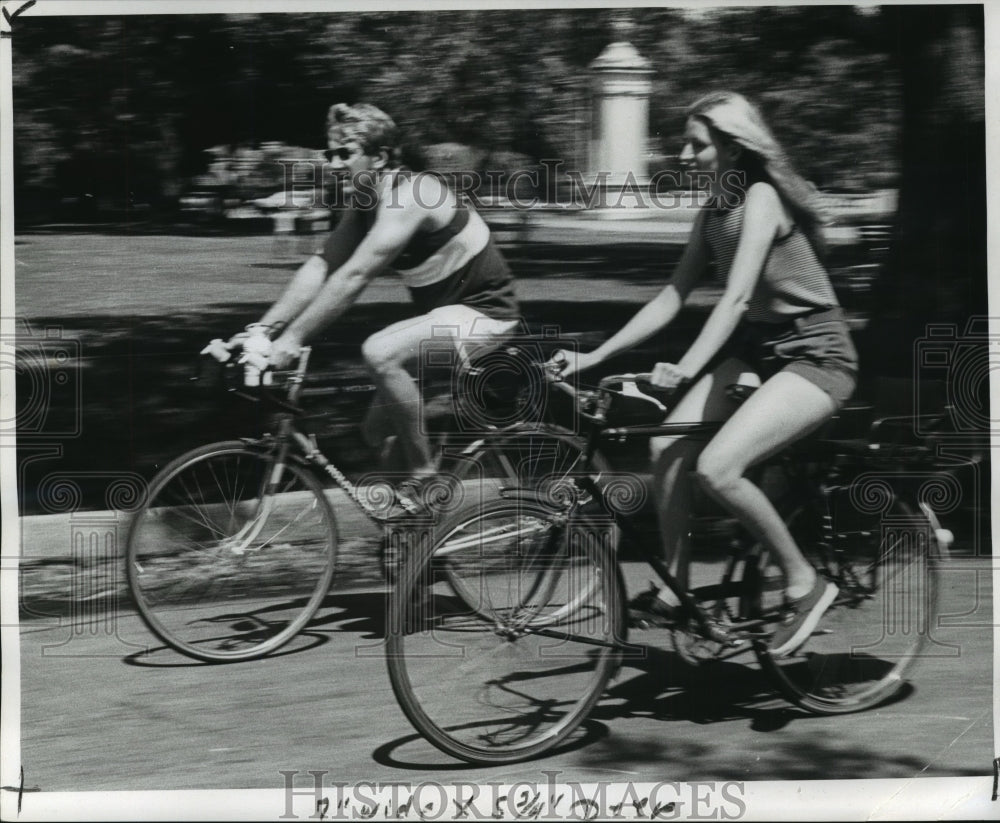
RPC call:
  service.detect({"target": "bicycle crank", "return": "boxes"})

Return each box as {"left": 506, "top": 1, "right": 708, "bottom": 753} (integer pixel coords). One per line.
{"left": 671, "top": 620, "right": 748, "bottom": 665}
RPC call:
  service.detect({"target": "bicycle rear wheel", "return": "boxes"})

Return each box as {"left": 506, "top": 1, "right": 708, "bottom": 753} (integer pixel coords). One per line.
{"left": 126, "top": 441, "right": 338, "bottom": 662}
{"left": 749, "top": 496, "right": 947, "bottom": 713}
{"left": 386, "top": 497, "right": 625, "bottom": 764}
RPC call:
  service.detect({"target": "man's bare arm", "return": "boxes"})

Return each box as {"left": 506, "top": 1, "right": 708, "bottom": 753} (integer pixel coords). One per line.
{"left": 266, "top": 181, "right": 434, "bottom": 368}
{"left": 258, "top": 254, "right": 328, "bottom": 331}
{"left": 258, "top": 209, "right": 362, "bottom": 331}
{"left": 285, "top": 202, "right": 423, "bottom": 340}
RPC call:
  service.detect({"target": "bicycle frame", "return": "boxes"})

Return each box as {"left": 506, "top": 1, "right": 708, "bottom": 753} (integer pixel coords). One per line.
{"left": 232, "top": 347, "right": 426, "bottom": 526}
{"left": 514, "top": 371, "right": 843, "bottom": 649}
{"left": 230, "top": 345, "right": 538, "bottom": 527}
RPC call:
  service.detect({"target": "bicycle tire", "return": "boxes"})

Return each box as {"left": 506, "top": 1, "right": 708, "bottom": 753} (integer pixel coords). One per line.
{"left": 126, "top": 440, "right": 338, "bottom": 662}
{"left": 447, "top": 424, "right": 612, "bottom": 505}
{"left": 442, "top": 426, "right": 614, "bottom": 614}
{"left": 748, "top": 496, "right": 946, "bottom": 714}
{"left": 386, "top": 496, "right": 625, "bottom": 764}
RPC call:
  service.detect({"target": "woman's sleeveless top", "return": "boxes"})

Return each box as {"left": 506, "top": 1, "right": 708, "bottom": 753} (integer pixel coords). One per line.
{"left": 701, "top": 197, "right": 839, "bottom": 324}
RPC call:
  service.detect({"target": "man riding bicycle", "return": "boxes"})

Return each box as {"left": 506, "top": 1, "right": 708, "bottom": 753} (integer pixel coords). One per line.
{"left": 227, "top": 103, "right": 520, "bottom": 487}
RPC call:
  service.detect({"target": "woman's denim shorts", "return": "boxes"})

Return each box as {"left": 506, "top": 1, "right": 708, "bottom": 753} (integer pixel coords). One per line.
{"left": 727, "top": 307, "right": 859, "bottom": 408}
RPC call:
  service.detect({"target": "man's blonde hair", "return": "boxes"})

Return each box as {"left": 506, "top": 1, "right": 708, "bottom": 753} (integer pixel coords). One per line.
{"left": 326, "top": 103, "right": 401, "bottom": 165}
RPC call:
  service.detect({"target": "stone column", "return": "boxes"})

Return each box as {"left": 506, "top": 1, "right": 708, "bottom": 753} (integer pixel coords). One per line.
{"left": 588, "top": 18, "right": 653, "bottom": 187}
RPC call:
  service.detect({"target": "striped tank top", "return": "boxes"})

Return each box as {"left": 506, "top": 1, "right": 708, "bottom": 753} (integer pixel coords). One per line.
{"left": 701, "top": 197, "right": 839, "bottom": 324}
{"left": 362, "top": 173, "right": 492, "bottom": 288}
{"left": 322, "top": 172, "right": 518, "bottom": 320}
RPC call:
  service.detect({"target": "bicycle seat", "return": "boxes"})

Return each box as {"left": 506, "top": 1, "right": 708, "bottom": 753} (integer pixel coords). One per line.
{"left": 726, "top": 384, "right": 758, "bottom": 405}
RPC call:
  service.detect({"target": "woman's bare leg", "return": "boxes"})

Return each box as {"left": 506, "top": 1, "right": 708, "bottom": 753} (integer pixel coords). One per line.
{"left": 649, "top": 358, "right": 751, "bottom": 602}
{"left": 694, "top": 370, "right": 837, "bottom": 598}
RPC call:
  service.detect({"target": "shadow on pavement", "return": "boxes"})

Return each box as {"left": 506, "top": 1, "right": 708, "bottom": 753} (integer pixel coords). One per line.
{"left": 370, "top": 720, "right": 612, "bottom": 772}
{"left": 597, "top": 642, "right": 920, "bottom": 730}
{"left": 309, "top": 590, "right": 390, "bottom": 640}
{"left": 121, "top": 630, "right": 330, "bottom": 668}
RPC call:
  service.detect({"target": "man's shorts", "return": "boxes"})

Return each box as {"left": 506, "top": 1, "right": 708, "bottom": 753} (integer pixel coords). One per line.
{"left": 726, "top": 307, "right": 859, "bottom": 408}
{"left": 422, "top": 304, "right": 519, "bottom": 364}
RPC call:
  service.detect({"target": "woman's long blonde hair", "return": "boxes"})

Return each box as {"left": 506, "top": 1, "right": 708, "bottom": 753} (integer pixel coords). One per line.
{"left": 686, "top": 91, "right": 828, "bottom": 257}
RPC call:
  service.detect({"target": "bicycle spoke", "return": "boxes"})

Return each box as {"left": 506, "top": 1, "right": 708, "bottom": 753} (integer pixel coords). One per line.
{"left": 205, "top": 455, "right": 237, "bottom": 527}
{"left": 173, "top": 472, "right": 228, "bottom": 539}
{"left": 754, "top": 498, "right": 944, "bottom": 714}
{"left": 128, "top": 444, "right": 338, "bottom": 662}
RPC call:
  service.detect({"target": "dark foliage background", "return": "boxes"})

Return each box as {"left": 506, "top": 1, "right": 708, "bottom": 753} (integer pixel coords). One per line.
{"left": 13, "top": 6, "right": 906, "bottom": 212}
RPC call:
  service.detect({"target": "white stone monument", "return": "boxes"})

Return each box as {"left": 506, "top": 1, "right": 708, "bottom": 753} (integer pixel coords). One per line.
{"left": 587, "top": 16, "right": 654, "bottom": 216}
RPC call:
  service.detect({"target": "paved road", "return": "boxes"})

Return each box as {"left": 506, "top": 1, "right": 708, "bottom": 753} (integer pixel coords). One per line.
{"left": 16, "top": 555, "right": 994, "bottom": 794}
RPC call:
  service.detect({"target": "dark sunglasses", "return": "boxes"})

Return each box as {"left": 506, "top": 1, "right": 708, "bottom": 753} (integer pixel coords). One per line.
{"left": 324, "top": 145, "right": 362, "bottom": 163}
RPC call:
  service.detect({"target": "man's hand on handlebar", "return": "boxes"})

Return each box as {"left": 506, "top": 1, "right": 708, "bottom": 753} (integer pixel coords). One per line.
{"left": 202, "top": 323, "right": 275, "bottom": 369}
{"left": 268, "top": 329, "right": 305, "bottom": 370}
{"left": 202, "top": 323, "right": 272, "bottom": 361}
{"left": 224, "top": 330, "right": 251, "bottom": 351}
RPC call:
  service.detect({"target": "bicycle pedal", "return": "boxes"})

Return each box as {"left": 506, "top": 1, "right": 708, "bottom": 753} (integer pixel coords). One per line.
{"left": 396, "top": 495, "right": 422, "bottom": 516}
{"left": 628, "top": 611, "right": 675, "bottom": 630}
{"left": 705, "top": 624, "right": 734, "bottom": 644}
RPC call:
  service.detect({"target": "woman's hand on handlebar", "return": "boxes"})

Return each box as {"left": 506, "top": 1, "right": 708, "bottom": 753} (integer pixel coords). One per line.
{"left": 649, "top": 362, "right": 694, "bottom": 390}
{"left": 547, "top": 349, "right": 600, "bottom": 380}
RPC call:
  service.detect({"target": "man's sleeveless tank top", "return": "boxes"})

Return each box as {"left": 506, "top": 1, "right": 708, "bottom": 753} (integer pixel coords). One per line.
{"left": 322, "top": 172, "right": 518, "bottom": 320}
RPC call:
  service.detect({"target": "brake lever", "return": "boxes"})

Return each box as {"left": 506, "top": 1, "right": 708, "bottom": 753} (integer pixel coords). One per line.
{"left": 628, "top": 375, "right": 685, "bottom": 404}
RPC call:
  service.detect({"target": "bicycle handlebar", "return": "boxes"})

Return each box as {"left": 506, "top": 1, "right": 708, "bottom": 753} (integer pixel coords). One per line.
{"left": 200, "top": 336, "right": 312, "bottom": 409}
{"left": 539, "top": 360, "right": 684, "bottom": 424}
{"left": 543, "top": 361, "right": 681, "bottom": 396}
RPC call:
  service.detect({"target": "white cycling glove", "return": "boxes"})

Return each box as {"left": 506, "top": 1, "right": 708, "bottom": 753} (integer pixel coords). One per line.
{"left": 201, "top": 323, "right": 274, "bottom": 386}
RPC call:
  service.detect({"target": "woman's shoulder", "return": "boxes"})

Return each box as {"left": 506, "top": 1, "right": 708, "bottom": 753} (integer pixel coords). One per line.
{"left": 743, "top": 181, "right": 793, "bottom": 235}
{"left": 744, "top": 180, "right": 780, "bottom": 206}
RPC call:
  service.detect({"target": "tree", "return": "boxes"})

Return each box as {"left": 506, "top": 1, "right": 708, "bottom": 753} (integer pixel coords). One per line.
{"left": 12, "top": 9, "right": 904, "bottom": 215}
{"left": 863, "top": 5, "right": 986, "bottom": 381}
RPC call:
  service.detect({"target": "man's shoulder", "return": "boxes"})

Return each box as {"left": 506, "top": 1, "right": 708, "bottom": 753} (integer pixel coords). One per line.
{"left": 379, "top": 170, "right": 453, "bottom": 210}
{"left": 370, "top": 171, "right": 458, "bottom": 234}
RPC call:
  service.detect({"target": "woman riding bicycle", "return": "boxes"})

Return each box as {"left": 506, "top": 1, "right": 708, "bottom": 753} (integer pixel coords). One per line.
{"left": 553, "top": 91, "right": 858, "bottom": 658}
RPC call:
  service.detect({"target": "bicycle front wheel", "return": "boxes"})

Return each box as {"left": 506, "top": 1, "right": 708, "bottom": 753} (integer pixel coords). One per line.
{"left": 126, "top": 441, "right": 338, "bottom": 662}
{"left": 444, "top": 426, "right": 614, "bottom": 612}
{"left": 386, "top": 497, "right": 625, "bottom": 764}
{"left": 750, "top": 496, "right": 947, "bottom": 714}
{"left": 453, "top": 425, "right": 611, "bottom": 501}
